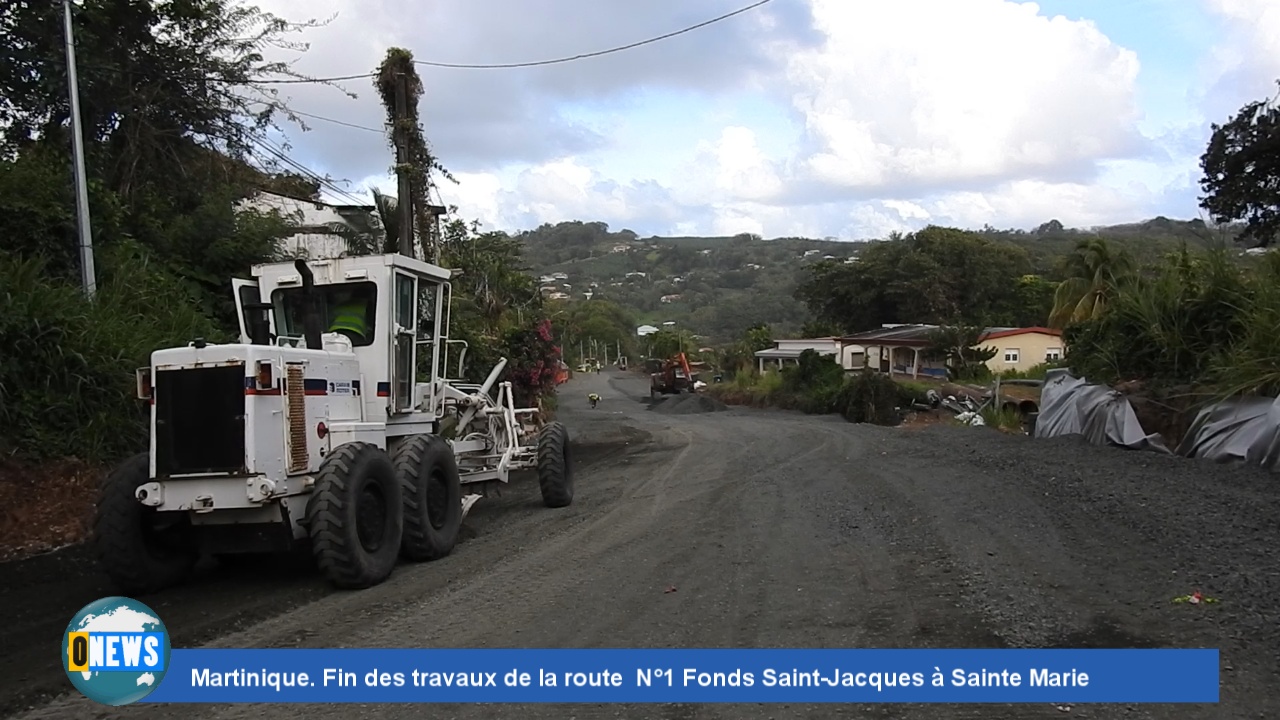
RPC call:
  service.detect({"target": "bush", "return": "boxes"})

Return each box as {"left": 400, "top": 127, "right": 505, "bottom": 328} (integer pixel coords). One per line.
{"left": 833, "top": 370, "right": 903, "bottom": 425}
{"left": 0, "top": 241, "right": 224, "bottom": 463}
{"left": 1064, "top": 247, "right": 1257, "bottom": 391}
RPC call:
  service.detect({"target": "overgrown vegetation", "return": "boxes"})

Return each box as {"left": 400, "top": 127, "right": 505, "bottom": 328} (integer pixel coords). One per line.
{"left": 0, "top": 2, "right": 565, "bottom": 470}
{"left": 1064, "top": 246, "right": 1280, "bottom": 397}
{"left": 708, "top": 347, "right": 927, "bottom": 426}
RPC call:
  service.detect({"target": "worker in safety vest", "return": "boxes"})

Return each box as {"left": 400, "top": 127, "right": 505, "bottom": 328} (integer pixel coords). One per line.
{"left": 328, "top": 290, "right": 368, "bottom": 343}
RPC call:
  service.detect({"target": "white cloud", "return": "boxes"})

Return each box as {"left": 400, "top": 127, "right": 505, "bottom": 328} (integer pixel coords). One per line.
{"left": 251, "top": 0, "right": 1273, "bottom": 240}
{"left": 779, "top": 0, "right": 1145, "bottom": 196}
{"left": 1199, "top": 0, "right": 1280, "bottom": 113}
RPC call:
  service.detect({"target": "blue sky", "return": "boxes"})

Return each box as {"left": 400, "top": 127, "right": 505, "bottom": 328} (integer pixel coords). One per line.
{"left": 255, "top": 0, "right": 1280, "bottom": 240}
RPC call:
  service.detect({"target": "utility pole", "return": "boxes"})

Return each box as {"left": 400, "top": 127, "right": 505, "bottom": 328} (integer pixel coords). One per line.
{"left": 63, "top": 0, "right": 95, "bottom": 298}
{"left": 393, "top": 72, "right": 414, "bottom": 258}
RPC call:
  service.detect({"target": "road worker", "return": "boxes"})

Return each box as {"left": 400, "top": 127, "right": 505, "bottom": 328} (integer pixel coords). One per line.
{"left": 588, "top": 392, "right": 601, "bottom": 408}
{"left": 327, "top": 289, "right": 369, "bottom": 344}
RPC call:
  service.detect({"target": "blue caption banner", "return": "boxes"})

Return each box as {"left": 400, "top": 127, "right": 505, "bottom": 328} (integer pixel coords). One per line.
{"left": 141, "top": 649, "right": 1219, "bottom": 703}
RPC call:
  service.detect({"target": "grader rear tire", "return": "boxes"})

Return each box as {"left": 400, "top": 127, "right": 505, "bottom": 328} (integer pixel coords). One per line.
{"left": 306, "top": 442, "right": 403, "bottom": 590}
{"left": 392, "top": 434, "right": 462, "bottom": 562}
{"left": 93, "top": 453, "right": 199, "bottom": 596}
{"left": 536, "top": 421, "right": 574, "bottom": 508}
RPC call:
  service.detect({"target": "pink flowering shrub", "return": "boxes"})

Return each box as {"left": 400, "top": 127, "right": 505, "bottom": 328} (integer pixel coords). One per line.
{"left": 502, "top": 318, "right": 561, "bottom": 409}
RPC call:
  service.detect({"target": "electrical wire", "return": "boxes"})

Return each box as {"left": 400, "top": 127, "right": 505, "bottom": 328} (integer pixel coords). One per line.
{"left": 413, "top": 0, "right": 774, "bottom": 69}
{"left": 252, "top": 137, "right": 369, "bottom": 206}
{"left": 251, "top": 0, "right": 774, "bottom": 83}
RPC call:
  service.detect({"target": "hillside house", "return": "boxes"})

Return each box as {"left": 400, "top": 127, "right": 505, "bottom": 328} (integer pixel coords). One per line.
{"left": 754, "top": 337, "right": 843, "bottom": 373}
{"left": 240, "top": 190, "right": 378, "bottom": 259}
{"left": 838, "top": 324, "right": 1068, "bottom": 378}
{"left": 660, "top": 294, "right": 682, "bottom": 303}
{"left": 980, "top": 327, "right": 1065, "bottom": 373}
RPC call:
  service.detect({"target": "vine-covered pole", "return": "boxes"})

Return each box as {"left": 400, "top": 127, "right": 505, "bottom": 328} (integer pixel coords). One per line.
{"left": 376, "top": 48, "right": 455, "bottom": 264}
{"left": 394, "top": 70, "right": 413, "bottom": 257}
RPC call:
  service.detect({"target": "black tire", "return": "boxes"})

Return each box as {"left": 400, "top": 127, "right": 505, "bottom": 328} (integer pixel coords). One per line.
{"left": 93, "top": 453, "right": 199, "bottom": 596}
{"left": 536, "top": 421, "right": 574, "bottom": 508}
{"left": 305, "top": 442, "right": 403, "bottom": 590}
{"left": 392, "top": 434, "right": 462, "bottom": 562}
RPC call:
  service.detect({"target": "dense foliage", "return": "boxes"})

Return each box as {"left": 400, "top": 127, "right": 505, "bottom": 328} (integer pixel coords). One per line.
{"left": 1199, "top": 89, "right": 1280, "bottom": 248}
{"left": 1064, "top": 246, "right": 1280, "bottom": 397}
{"left": 0, "top": 0, "right": 563, "bottom": 463}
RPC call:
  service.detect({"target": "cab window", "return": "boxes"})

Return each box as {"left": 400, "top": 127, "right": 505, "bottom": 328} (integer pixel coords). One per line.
{"left": 271, "top": 281, "right": 378, "bottom": 347}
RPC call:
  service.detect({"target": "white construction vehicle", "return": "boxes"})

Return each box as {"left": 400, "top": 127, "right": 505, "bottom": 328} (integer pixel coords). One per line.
{"left": 93, "top": 252, "right": 574, "bottom": 594}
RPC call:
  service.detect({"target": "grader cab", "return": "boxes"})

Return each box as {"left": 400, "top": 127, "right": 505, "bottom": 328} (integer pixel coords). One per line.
{"left": 95, "top": 253, "right": 574, "bottom": 595}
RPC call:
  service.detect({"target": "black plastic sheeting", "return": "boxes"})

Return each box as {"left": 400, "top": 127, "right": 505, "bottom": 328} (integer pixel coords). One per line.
{"left": 1034, "top": 368, "right": 1280, "bottom": 471}
{"left": 1035, "top": 369, "right": 1171, "bottom": 453}
{"left": 1175, "top": 395, "right": 1280, "bottom": 470}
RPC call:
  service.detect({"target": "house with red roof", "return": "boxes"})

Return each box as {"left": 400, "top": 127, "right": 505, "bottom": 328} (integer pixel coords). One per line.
{"left": 836, "top": 325, "right": 1066, "bottom": 379}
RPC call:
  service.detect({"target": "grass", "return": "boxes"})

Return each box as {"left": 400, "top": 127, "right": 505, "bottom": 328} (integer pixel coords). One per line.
{"left": 979, "top": 404, "right": 1026, "bottom": 433}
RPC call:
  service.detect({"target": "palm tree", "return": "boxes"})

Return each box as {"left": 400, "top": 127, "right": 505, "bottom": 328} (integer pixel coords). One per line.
{"left": 324, "top": 188, "right": 402, "bottom": 257}
{"left": 1048, "top": 238, "right": 1135, "bottom": 329}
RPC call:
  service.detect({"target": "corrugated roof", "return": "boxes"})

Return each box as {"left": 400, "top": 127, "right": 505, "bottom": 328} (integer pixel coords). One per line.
{"left": 754, "top": 347, "right": 837, "bottom": 359}
{"left": 839, "top": 324, "right": 1062, "bottom": 346}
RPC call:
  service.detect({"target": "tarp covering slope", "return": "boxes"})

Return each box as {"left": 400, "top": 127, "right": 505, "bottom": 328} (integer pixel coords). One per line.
{"left": 1034, "top": 369, "right": 1171, "bottom": 453}
{"left": 1034, "top": 368, "right": 1280, "bottom": 471}
{"left": 1175, "top": 395, "right": 1280, "bottom": 470}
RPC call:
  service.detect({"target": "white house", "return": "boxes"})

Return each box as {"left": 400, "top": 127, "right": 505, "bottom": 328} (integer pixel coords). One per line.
{"left": 753, "top": 337, "right": 871, "bottom": 373}
{"left": 239, "top": 190, "right": 379, "bottom": 259}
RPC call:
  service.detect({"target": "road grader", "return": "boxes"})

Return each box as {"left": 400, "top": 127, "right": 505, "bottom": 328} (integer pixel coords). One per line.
{"left": 94, "top": 252, "right": 574, "bottom": 595}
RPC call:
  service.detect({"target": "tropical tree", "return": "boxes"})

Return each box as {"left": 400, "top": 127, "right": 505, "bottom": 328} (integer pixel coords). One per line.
{"left": 1199, "top": 81, "right": 1280, "bottom": 248}
{"left": 324, "top": 188, "right": 401, "bottom": 256}
{"left": 1048, "top": 238, "right": 1136, "bottom": 329}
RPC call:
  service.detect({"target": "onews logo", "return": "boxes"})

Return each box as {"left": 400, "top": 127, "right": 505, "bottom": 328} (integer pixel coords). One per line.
{"left": 62, "top": 596, "right": 171, "bottom": 706}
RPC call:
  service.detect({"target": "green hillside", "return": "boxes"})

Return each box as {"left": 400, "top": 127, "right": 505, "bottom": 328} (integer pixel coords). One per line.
{"left": 515, "top": 217, "right": 1244, "bottom": 344}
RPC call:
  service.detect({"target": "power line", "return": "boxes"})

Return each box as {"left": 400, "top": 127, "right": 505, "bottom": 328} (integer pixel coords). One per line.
{"left": 252, "top": 0, "right": 773, "bottom": 84}
{"left": 252, "top": 137, "right": 369, "bottom": 206}
{"left": 277, "top": 107, "right": 384, "bottom": 133}
{"left": 415, "top": 0, "right": 774, "bottom": 69}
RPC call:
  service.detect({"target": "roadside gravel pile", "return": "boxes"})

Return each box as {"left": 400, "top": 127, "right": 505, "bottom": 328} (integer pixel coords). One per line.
{"left": 860, "top": 421, "right": 1280, "bottom": 665}
{"left": 650, "top": 393, "right": 729, "bottom": 414}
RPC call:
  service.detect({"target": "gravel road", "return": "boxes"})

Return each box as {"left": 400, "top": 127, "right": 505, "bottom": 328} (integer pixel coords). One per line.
{"left": 2, "top": 370, "right": 1277, "bottom": 719}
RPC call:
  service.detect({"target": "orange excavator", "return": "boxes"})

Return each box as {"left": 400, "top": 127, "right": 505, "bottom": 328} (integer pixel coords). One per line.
{"left": 649, "top": 352, "right": 694, "bottom": 400}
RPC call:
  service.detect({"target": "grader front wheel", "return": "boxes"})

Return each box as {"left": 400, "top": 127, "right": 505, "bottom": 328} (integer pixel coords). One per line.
{"left": 306, "top": 442, "right": 404, "bottom": 590}
{"left": 393, "top": 434, "right": 463, "bottom": 562}
{"left": 93, "top": 453, "right": 199, "bottom": 596}
{"left": 536, "top": 421, "right": 574, "bottom": 508}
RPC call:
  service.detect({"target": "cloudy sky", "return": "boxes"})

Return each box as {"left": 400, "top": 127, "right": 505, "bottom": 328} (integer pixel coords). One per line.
{"left": 249, "top": 0, "right": 1280, "bottom": 240}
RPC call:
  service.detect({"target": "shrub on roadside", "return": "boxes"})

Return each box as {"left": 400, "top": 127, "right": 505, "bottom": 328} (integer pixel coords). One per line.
{"left": 833, "top": 370, "right": 903, "bottom": 425}
{"left": 0, "top": 241, "right": 224, "bottom": 464}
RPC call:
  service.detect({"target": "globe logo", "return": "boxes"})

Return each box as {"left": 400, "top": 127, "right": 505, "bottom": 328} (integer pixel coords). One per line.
{"left": 62, "top": 596, "right": 171, "bottom": 706}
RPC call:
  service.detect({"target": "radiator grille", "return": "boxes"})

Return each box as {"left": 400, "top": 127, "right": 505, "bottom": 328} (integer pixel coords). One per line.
{"left": 154, "top": 365, "right": 246, "bottom": 476}
{"left": 284, "top": 364, "right": 309, "bottom": 473}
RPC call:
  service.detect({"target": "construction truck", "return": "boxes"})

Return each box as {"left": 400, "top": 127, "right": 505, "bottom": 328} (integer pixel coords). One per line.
{"left": 649, "top": 352, "right": 694, "bottom": 399}
{"left": 95, "top": 252, "right": 575, "bottom": 595}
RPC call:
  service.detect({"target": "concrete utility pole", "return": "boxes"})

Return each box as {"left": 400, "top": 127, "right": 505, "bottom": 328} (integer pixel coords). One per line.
{"left": 393, "top": 72, "right": 414, "bottom": 258}
{"left": 63, "top": 0, "right": 96, "bottom": 298}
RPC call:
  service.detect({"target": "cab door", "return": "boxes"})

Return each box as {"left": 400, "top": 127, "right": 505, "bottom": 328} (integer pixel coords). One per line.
{"left": 231, "top": 278, "right": 264, "bottom": 344}
{"left": 390, "top": 272, "right": 417, "bottom": 414}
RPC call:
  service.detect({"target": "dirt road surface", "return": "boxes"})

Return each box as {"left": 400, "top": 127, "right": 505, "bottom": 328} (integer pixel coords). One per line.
{"left": 3, "top": 370, "right": 1277, "bottom": 719}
